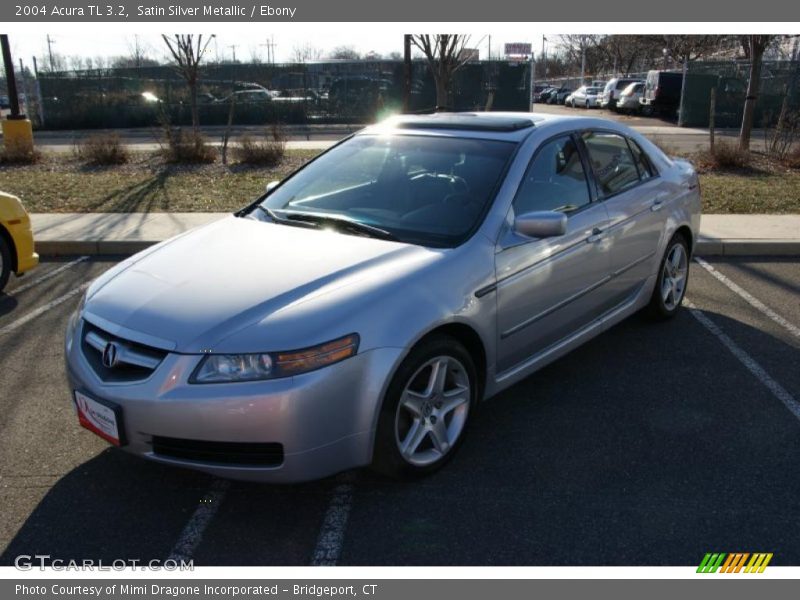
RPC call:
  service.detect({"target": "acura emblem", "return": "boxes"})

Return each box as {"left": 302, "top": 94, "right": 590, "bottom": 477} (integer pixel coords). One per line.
{"left": 102, "top": 342, "right": 119, "bottom": 368}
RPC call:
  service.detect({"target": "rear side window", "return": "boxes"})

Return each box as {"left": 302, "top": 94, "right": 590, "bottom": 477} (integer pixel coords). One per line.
{"left": 628, "top": 139, "right": 656, "bottom": 180}
{"left": 582, "top": 131, "right": 641, "bottom": 197}
{"left": 514, "top": 135, "right": 592, "bottom": 215}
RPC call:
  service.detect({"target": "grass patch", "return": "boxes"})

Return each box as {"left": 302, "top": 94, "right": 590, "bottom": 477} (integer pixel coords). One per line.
{"left": 1, "top": 146, "right": 798, "bottom": 215}
{"left": 0, "top": 149, "right": 318, "bottom": 213}
{"left": 699, "top": 171, "right": 800, "bottom": 214}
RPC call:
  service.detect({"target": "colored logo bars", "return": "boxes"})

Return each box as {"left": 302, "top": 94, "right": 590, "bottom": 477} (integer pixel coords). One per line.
{"left": 697, "top": 553, "right": 773, "bottom": 573}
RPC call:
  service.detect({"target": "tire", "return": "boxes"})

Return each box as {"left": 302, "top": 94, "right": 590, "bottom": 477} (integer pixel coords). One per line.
{"left": 0, "top": 234, "right": 11, "bottom": 293}
{"left": 646, "top": 233, "right": 690, "bottom": 320}
{"left": 372, "top": 335, "right": 478, "bottom": 479}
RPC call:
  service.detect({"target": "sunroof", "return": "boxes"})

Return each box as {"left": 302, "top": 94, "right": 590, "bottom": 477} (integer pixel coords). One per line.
{"left": 390, "top": 113, "right": 535, "bottom": 133}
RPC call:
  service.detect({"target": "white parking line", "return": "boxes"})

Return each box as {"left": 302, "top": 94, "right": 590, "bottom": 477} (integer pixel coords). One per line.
{"left": 167, "top": 479, "right": 231, "bottom": 563}
{"left": 685, "top": 298, "right": 800, "bottom": 421}
{"left": 310, "top": 473, "right": 356, "bottom": 566}
{"left": 0, "top": 282, "right": 90, "bottom": 337}
{"left": 8, "top": 256, "right": 90, "bottom": 296}
{"left": 694, "top": 257, "right": 800, "bottom": 340}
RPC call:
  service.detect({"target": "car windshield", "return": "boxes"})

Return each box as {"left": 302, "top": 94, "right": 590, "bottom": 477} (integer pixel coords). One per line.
{"left": 587, "top": 87, "right": 602, "bottom": 94}
{"left": 256, "top": 134, "right": 516, "bottom": 247}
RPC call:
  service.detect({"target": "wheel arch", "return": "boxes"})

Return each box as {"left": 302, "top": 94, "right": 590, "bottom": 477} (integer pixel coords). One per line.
{"left": 412, "top": 322, "right": 488, "bottom": 401}
{"left": 673, "top": 224, "right": 694, "bottom": 256}
{"left": 0, "top": 223, "right": 19, "bottom": 273}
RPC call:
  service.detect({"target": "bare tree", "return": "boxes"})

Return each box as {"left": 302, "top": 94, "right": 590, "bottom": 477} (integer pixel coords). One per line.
{"left": 291, "top": 43, "right": 323, "bottom": 63}
{"left": 739, "top": 35, "right": 776, "bottom": 150}
{"left": 330, "top": 45, "right": 361, "bottom": 60}
{"left": 411, "top": 34, "right": 472, "bottom": 109}
{"left": 161, "top": 34, "right": 214, "bottom": 131}
{"left": 662, "top": 35, "right": 721, "bottom": 64}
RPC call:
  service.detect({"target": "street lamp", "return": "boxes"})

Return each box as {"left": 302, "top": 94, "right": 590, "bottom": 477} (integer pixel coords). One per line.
{"left": 662, "top": 48, "right": 669, "bottom": 70}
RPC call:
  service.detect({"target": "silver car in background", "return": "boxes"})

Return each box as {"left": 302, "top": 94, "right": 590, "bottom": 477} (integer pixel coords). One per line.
{"left": 567, "top": 86, "right": 603, "bottom": 108}
{"left": 617, "top": 82, "right": 646, "bottom": 113}
{"left": 64, "top": 112, "right": 701, "bottom": 482}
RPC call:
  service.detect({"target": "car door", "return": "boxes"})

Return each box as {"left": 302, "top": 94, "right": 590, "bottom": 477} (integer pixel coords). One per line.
{"left": 580, "top": 131, "right": 666, "bottom": 306}
{"left": 495, "top": 134, "right": 615, "bottom": 374}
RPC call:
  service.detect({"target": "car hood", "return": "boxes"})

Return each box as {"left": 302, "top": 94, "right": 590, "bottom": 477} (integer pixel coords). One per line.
{"left": 84, "top": 216, "right": 438, "bottom": 352}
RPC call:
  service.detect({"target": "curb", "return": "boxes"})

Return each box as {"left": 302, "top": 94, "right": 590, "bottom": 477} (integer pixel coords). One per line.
{"left": 37, "top": 239, "right": 800, "bottom": 258}
{"left": 695, "top": 239, "right": 800, "bottom": 256}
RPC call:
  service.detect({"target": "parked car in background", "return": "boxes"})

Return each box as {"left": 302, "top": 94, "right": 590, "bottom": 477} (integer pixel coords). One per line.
{"left": 0, "top": 191, "right": 39, "bottom": 292}
{"left": 215, "top": 89, "right": 281, "bottom": 104}
{"left": 567, "top": 86, "right": 602, "bottom": 108}
{"left": 64, "top": 112, "right": 700, "bottom": 482}
{"left": 531, "top": 84, "right": 553, "bottom": 103}
{"left": 640, "top": 70, "right": 683, "bottom": 117}
{"left": 555, "top": 87, "right": 575, "bottom": 104}
{"left": 616, "top": 82, "right": 645, "bottom": 114}
{"left": 601, "top": 78, "right": 643, "bottom": 110}
{"left": 538, "top": 87, "right": 559, "bottom": 103}
{"left": 547, "top": 87, "right": 573, "bottom": 105}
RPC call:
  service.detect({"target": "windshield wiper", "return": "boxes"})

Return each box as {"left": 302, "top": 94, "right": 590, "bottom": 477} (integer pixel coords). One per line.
{"left": 280, "top": 212, "right": 399, "bottom": 242}
{"left": 254, "top": 205, "right": 317, "bottom": 229}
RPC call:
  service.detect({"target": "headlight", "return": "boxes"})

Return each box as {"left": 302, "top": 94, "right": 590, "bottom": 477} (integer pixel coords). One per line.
{"left": 190, "top": 334, "right": 359, "bottom": 384}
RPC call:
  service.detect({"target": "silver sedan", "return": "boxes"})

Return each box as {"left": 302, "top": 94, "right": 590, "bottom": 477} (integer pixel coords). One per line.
{"left": 64, "top": 112, "right": 701, "bottom": 482}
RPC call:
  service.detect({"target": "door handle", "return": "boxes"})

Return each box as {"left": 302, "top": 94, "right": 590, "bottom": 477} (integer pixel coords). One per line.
{"left": 651, "top": 198, "right": 665, "bottom": 212}
{"left": 586, "top": 228, "right": 604, "bottom": 244}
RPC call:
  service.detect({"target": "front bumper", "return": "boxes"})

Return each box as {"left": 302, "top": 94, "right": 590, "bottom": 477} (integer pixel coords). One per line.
{"left": 65, "top": 317, "right": 404, "bottom": 483}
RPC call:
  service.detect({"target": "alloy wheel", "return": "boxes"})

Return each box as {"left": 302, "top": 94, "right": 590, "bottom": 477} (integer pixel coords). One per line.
{"left": 394, "top": 355, "right": 471, "bottom": 467}
{"left": 661, "top": 243, "right": 688, "bottom": 310}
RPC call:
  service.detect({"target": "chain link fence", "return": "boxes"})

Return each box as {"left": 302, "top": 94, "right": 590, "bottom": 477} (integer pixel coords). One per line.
{"left": 25, "top": 60, "right": 533, "bottom": 130}
{"left": 681, "top": 59, "right": 800, "bottom": 128}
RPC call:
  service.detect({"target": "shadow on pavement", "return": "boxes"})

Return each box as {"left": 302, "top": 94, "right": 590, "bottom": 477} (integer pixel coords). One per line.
{"left": 2, "top": 307, "right": 798, "bottom": 566}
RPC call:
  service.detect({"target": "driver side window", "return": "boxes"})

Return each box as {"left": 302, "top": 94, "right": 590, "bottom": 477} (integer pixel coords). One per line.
{"left": 513, "top": 135, "right": 592, "bottom": 216}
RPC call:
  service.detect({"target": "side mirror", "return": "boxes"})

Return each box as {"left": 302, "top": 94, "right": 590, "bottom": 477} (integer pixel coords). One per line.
{"left": 514, "top": 210, "right": 567, "bottom": 239}
{"left": 265, "top": 180, "right": 280, "bottom": 193}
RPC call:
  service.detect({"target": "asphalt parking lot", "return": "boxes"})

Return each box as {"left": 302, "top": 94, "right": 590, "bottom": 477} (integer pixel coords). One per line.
{"left": 0, "top": 254, "right": 798, "bottom": 566}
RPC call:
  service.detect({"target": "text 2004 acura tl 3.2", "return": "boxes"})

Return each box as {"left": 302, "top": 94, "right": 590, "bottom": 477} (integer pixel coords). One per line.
{"left": 65, "top": 112, "right": 700, "bottom": 482}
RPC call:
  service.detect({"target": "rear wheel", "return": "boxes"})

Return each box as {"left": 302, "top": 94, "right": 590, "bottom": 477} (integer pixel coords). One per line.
{"left": 0, "top": 235, "right": 11, "bottom": 293}
{"left": 647, "top": 233, "right": 690, "bottom": 319}
{"left": 372, "top": 335, "right": 477, "bottom": 478}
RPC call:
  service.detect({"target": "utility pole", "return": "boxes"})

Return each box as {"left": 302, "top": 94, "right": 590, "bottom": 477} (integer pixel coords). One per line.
{"left": 488, "top": 35, "right": 491, "bottom": 61}
{"left": 403, "top": 34, "right": 411, "bottom": 113}
{"left": 228, "top": 44, "right": 238, "bottom": 63}
{"left": 32, "top": 55, "right": 45, "bottom": 126}
{"left": 580, "top": 43, "right": 586, "bottom": 87}
{"left": 542, "top": 35, "right": 547, "bottom": 81}
{"left": 261, "top": 36, "right": 277, "bottom": 65}
{"left": 46, "top": 34, "right": 56, "bottom": 71}
{"left": 18, "top": 58, "right": 29, "bottom": 116}
{"left": 529, "top": 51, "right": 536, "bottom": 110}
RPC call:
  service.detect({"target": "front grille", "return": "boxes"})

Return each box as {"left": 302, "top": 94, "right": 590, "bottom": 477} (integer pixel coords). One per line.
{"left": 151, "top": 436, "right": 284, "bottom": 467}
{"left": 81, "top": 321, "right": 168, "bottom": 382}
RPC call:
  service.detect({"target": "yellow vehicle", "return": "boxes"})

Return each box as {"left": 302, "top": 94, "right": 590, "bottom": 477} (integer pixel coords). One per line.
{"left": 0, "top": 191, "right": 38, "bottom": 292}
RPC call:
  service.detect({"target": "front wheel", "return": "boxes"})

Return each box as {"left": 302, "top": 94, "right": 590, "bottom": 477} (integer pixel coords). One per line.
{"left": 646, "top": 233, "right": 690, "bottom": 319}
{"left": 372, "top": 335, "right": 477, "bottom": 478}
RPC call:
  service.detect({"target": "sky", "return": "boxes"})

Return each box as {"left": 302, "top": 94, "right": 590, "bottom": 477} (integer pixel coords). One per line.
{"left": 8, "top": 29, "right": 547, "bottom": 70}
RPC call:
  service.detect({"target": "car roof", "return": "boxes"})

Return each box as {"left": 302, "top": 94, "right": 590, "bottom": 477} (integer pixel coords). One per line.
{"left": 362, "top": 112, "right": 550, "bottom": 142}
{"left": 360, "top": 111, "right": 636, "bottom": 142}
